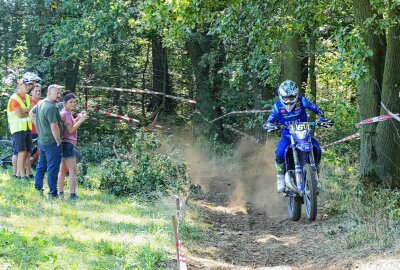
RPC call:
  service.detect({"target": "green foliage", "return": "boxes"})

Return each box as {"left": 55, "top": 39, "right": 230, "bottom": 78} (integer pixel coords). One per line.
{"left": 78, "top": 123, "right": 133, "bottom": 163}
{"left": 0, "top": 228, "right": 55, "bottom": 267}
{"left": 0, "top": 96, "right": 10, "bottom": 138}
{"left": 332, "top": 27, "right": 373, "bottom": 81}
{"left": 134, "top": 244, "right": 165, "bottom": 270}
{"left": 178, "top": 220, "right": 204, "bottom": 241}
{"left": 77, "top": 163, "right": 100, "bottom": 189}
{"left": 99, "top": 130, "right": 189, "bottom": 197}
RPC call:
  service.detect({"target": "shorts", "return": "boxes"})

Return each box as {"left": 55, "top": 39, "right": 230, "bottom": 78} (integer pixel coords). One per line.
{"left": 62, "top": 142, "right": 76, "bottom": 160}
{"left": 12, "top": 131, "right": 32, "bottom": 154}
{"left": 12, "top": 139, "right": 17, "bottom": 155}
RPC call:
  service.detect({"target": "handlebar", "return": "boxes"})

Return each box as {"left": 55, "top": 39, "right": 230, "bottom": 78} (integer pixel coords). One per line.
{"left": 264, "top": 120, "right": 334, "bottom": 132}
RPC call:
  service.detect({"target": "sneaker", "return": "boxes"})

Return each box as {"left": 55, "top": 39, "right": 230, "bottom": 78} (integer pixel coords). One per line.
{"left": 48, "top": 194, "right": 58, "bottom": 200}
{"left": 277, "top": 174, "right": 285, "bottom": 192}
{"left": 36, "top": 189, "right": 44, "bottom": 196}
{"left": 16, "top": 176, "right": 29, "bottom": 181}
{"left": 58, "top": 192, "right": 64, "bottom": 199}
{"left": 69, "top": 193, "right": 79, "bottom": 200}
{"left": 28, "top": 174, "right": 34, "bottom": 180}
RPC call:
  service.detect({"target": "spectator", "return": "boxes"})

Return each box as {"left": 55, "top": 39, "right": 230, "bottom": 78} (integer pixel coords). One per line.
{"left": 7, "top": 72, "right": 41, "bottom": 179}
{"left": 58, "top": 93, "right": 88, "bottom": 200}
{"left": 56, "top": 90, "right": 71, "bottom": 111}
{"left": 24, "top": 83, "right": 43, "bottom": 174}
{"left": 30, "top": 84, "right": 63, "bottom": 197}
{"left": 30, "top": 83, "right": 42, "bottom": 140}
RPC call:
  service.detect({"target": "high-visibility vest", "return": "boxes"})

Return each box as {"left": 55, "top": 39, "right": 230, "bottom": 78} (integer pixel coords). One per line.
{"left": 7, "top": 93, "right": 32, "bottom": 134}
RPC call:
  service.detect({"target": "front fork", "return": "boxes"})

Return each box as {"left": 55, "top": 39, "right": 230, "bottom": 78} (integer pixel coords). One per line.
{"left": 291, "top": 136, "right": 304, "bottom": 194}
{"left": 308, "top": 137, "right": 319, "bottom": 181}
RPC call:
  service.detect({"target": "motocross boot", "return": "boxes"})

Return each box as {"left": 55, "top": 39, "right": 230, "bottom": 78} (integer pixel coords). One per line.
{"left": 275, "top": 162, "right": 286, "bottom": 192}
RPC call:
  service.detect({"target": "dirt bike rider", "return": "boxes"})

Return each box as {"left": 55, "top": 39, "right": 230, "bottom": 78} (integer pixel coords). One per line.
{"left": 263, "top": 80, "right": 333, "bottom": 192}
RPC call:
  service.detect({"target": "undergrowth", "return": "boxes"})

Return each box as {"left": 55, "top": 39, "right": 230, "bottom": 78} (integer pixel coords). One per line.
{"left": 321, "top": 148, "right": 400, "bottom": 249}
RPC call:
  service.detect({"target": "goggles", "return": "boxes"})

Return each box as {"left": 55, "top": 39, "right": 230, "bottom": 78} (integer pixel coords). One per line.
{"left": 282, "top": 96, "right": 297, "bottom": 103}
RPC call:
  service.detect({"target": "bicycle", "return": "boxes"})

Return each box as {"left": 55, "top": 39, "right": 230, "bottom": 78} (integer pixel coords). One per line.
{"left": 0, "top": 138, "right": 39, "bottom": 171}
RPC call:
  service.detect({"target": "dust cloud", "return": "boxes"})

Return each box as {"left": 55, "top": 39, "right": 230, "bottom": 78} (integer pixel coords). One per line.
{"left": 230, "top": 138, "right": 287, "bottom": 217}
{"left": 171, "top": 129, "right": 287, "bottom": 217}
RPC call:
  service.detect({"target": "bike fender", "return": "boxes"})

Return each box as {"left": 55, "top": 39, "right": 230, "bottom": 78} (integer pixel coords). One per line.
{"left": 296, "top": 142, "right": 312, "bottom": 152}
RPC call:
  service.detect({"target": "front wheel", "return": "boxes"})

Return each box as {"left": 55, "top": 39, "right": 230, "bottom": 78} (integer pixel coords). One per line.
{"left": 303, "top": 163, "right": 317, "bottom": 221}
{"left": 0, "top": 140, "right": 13, "bottom": 169}
{"left": 288, "top": 195, "right": 302, "bottom": 221}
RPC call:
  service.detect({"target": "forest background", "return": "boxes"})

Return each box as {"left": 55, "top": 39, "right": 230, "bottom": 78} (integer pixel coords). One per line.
{"left": 0, "top": 0, "right": 400, "bottom": 267}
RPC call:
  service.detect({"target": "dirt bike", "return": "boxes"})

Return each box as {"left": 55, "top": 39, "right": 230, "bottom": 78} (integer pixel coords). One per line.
{"left": 267, "top": 120, "right": 333, "bottom": 221}
{"left": 0, "top": 138, "right": 39, "bottom": 171}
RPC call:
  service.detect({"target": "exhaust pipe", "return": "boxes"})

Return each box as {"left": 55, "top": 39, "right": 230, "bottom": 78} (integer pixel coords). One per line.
{"left": 285, "top": 171, "right": 297, "bottom": 193}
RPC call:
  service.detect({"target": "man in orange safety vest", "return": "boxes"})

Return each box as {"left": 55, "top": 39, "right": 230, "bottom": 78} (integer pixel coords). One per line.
{"left": 7, "top": 72, "right": 41, "bottom": 179}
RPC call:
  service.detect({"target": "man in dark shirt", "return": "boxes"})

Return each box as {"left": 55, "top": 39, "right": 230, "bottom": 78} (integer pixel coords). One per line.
{"left": 30, "top": 84, "right": 63, "bottom": 197}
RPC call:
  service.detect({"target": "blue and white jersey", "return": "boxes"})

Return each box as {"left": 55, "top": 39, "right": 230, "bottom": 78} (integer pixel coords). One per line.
{"left": 266, "top": 96, "right": 323, "bottom": 135}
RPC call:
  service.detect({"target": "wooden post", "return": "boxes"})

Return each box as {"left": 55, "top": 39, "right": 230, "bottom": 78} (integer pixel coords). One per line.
{"left": 172, "top": 215, "right": 188, "bottom": 270}
{"left": 176, "top": 197, "right": 182, "bottom": 222}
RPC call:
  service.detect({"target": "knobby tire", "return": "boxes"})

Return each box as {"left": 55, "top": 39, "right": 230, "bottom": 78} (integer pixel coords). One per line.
{"left": 304, "top": 163, "right": 317, "bottom": 221}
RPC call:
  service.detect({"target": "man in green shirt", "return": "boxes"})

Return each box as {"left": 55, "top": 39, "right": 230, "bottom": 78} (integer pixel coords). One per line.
{"left": 30, "top": 84, "right": 63, "bottom": 197}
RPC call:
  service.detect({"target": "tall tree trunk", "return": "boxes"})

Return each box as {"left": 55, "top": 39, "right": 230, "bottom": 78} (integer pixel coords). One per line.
{"left": 148, "top": 35, "right": 165, "bottom": 112}
{"left": 65, "top": 59, "right": 80, "bottom": 92}
{"left": 375, "top": 3, "right": 400, "bottom": 187}
{"left": 109, "top": 38, "right": 122, "bottom": 111}
{"left": 186, "top": 33, "right": 224, "bottom": 140}
{"left": 353, "top": 0, "right": 386, "bottom": 184}
{"left": 309, "top": 34, "right": 317, "bottom": 103}
{"left": 141, "top": 43, "right": 150, "bottom": 116}
{"left": 209, "top": 43, "right": 225, "bottom": 141}
{"left": 309, "top": 33, "right": 317, "bottom": 122}
{"left": 281, "top": 32, "right": 302, "bottom": 91}
{"left": 25, "top": 0, "right": 44, "bottom": 70}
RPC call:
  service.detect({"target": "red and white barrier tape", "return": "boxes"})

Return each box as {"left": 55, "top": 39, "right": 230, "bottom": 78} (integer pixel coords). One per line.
{"left": 323, "top": 105, "right": 399, "bottom": 149}
{"left": 321, "top": 132, "right": 360, "bottom": 150}
{"left": 77, "top": 85, "right": 196, "bottom": 104}
{"left": 381, "top": 102, "right": 400, "bottom": 122}
{"left": 89, "top": 107, "right": 141, "bottom": 123}
{"left": 82, "top": 106, "right": 170, "bottom": 131}
{"left": 210, "top": 109, "right": 271, "bottom": 123}
{"left": 176, "top": 241, "right": 188, "bottom": 270}
{"left": 357, "top": 114, "right": 394, "bottom": 126}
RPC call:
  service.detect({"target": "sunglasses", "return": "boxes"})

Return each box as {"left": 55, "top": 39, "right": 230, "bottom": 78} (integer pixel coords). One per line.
{"left": 25, "top": 83, "right": 34, "bottom": 87}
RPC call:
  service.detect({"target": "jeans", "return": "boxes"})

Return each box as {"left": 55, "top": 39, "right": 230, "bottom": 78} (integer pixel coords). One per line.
{"left": 34, "top": 142, "right": 62, "bottom": 197}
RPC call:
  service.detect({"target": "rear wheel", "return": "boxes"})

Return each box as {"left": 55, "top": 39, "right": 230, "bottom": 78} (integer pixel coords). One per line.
{"left": 31, "top": 144, "right": 39, "bottom": 170}
{"left": 288, "top": 195, "right": 302, "bottom": 221}
{"left": 304, "top": 163, "right": 317, "bottom": 221}
{"left": 0, "top": 140, "right": 13, "bottom": 169}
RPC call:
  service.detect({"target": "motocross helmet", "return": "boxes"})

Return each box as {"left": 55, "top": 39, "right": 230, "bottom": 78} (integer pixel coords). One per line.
{"left": 22, "top": 72, "right": 41, "bottom": 84}
{"left": 278, "top": 80, "right": 299, "bottom": 112}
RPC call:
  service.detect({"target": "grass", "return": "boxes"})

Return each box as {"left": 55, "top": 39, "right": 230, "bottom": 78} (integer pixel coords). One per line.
{"left": 320, "top": 160, "right": 400, "bottom": 249}
{"left": 0, "top": 169, "right": 204, "bottom": 270}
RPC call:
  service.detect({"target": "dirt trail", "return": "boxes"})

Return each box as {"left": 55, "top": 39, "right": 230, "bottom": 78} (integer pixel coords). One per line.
{"left": 182, "top": 139, "right": 400, "bottom": 270}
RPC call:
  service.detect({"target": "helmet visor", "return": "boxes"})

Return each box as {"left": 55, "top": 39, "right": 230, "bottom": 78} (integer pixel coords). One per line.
{"left": 282, "top": 96, "right": 297, "bottom": 103}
